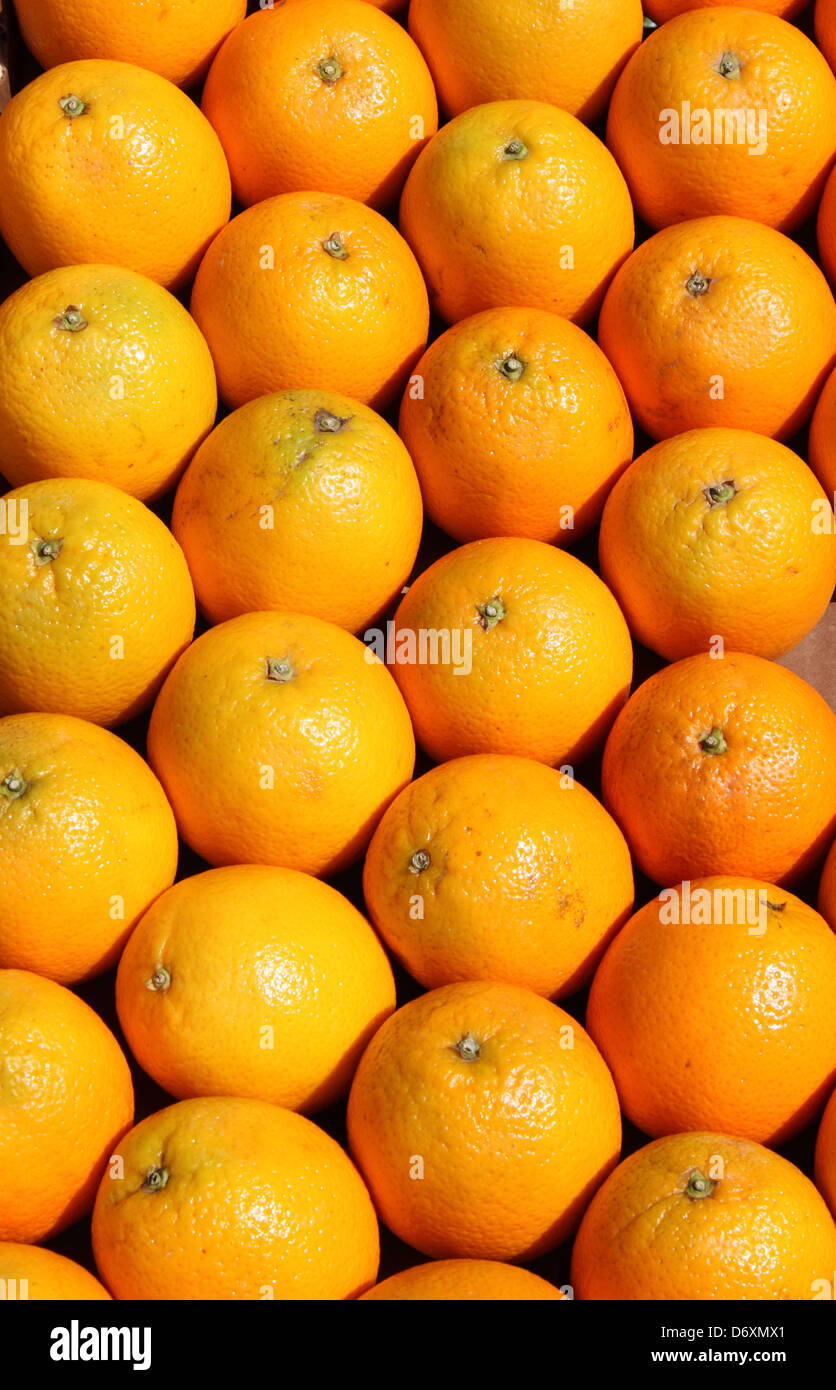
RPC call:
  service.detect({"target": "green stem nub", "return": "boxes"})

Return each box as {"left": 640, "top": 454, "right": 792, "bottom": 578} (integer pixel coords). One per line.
{"left": 146, "top": 966, "right": 171, "bottom": 993}
{"left": 717, "top": 51, "right": 741, "bottom": 80}
{"left": 314, "top": 408, "right": 348, "bottom": 433}
{"left": 705, "top": 481, "right": 736, "bottom": 507}
{"left": 498, "top": 353, "right": 525, "bottom": 382}
{"left": 455, "top": 1032, "right": 482, "bottom": 1062}
{"left": 685, "top": 1169, "right": 716, "bottom": 1200}
{"left": 700, "top": 726, "right": 727, "bottom": 756}
{"left": 409, "top": 849, "right": 431, "bottom": 874}
{"left": 266, "top": 656, "right": 294, "bottom": 683}
{"left": 142, "top": 1166, "right": 169, "bottom": 1193}
{"left": 54, "top": 305, "right": 87, "bottom": 333}
{"left": 1, "top": 769, "right": 28, "bottom": 800}
{"left": 31, "top": 538, "right": 62, "bottom": 565}
{"left": 317, "top": 56, "right": 343, "bottom": 83}
{"left": 323, "top": 232, "right": 349, "bottom": 260}
{"left": 59, "top": 94, "right": 87, "bottom": 117}
{"left": 477, "top": 596, "right": 506, "bottom": 630}
{"left": 503, "top": 137, "right": 528, "bottom": 160}
{"left": 686, "top": 272, "right": 711, "bottom": 297}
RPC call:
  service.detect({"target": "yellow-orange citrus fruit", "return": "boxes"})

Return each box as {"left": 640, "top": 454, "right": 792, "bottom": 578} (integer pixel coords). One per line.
{"left": 607, "top": 9, "right": 836, "bottom": 232}
{"left": 819, "top": 834, "right": 836, "bottom": 929}
{"left": 649, "top": 0, "right": 807, "bottom": 19}
{"left": 399, "top": 100, "right": 634, "bottom": 326}
{"left": 347, "top": 980, "right": 621, "bottom": 1261}
{"left": 0, "top": 713, "right": 177, "bottom": 984}
{"left": 0, "top": 1243, "right": 110, "bottom": 1300}
{"left": 172, "top": 389, "right": 422, "bottom": 631}
{"left": 817, "top": 0, "right": 836, "bottom": 76}
{"left": 360, "top": 1260, "right": 565, "bottom": 1301}
{"left": 0, "top": 61, "right": 231, "bottom": 290}
{"left": 398, "top": 307, "right": 633, "bottom": 544}
{"left": 602, "top": 652, "right": 836, "bottom": 887}
{"left": 390, "top": 537, "right": 632, "bottom": 768}
{"left": 0, "top": 478, "right": 195, "bottom": 728}
{"left": 91, "top": 1096, "right": 379, "bottom": 1300}
{"left": 0, "top": 264, "right": 217, "bottom": 502}
{"left": 363, "top": 754, "right": 634, "bottom": 999}
{"left": 191, "top": 192, "right": 428, "bottom": 410}
{"left": 815, "top": 1087, "right": 836, "bottom": 1218}
{"left": 0, "top": 969, "right": 134, "bottom": 1244}
{"left": 147, "top": 611, "right": 414, "bottom": 876}
{"left": 599, "top": 216, "right": 836, "bottom": 441}
{"left": 587, "top": 878, "right": 836, "bottom": 1145}
{"left": 202, "top": 0, "right": 437, "bottom": 210}
{"left": 571, "top": 1132, "right": 836, "bottom": 1301}
{"left": 598, "top": 428, "right": 836, "bottom": 661}
{"left": 817, "top": 159, "right": 836, "bottom": 289}
{"left": 809, "top": 364, "right": 836, "bottom": 501}
{"left": 11, "top": 0, "right": 247, "bottom": 89}
{"left": 116, "top": 866, "right": 395, "bottom": 1113}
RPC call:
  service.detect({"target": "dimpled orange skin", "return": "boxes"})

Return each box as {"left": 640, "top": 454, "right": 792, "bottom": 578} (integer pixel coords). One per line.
{"left": 398, "top": 100, "right": 634, "bottom": 327}
{"left": 649, "top": 0, "right": 807, "bottom": 18}
{"left": 171, "top": 389, "right": 423, "bottom": 632}
{"left": 598, "top": 216, "right": 836, "bottom": 442}
{"left": 601, "top": 652, "right": 836, "bottom": 888}
{"left": 12, "top": 0, "right": 247, "bottom": 89}
{"left": 0, "top": 714, "right": 177, "bottom": 984}
{"left": 363, "top": 755, "right": 634, "bottom": 1000}
{"left": 390, "top": 537, "right": 633, "bottom": 768}
{"left": 147, "top": 611, "right": 415, "bottom": 877}
{"left": 587, "top": 878, "right": 836, "bottom": 1145}
{"left": 116, "top": 866, "right": 395, "bottom": 1114}
{"left": 607, "top": 9, "right": 836, "bottom": 234}
{"left": 398, "top": 307, "right": 633, "bottom": 545}
{"left": 360, "top": 1260, "right": 565, "bottom": 1301}
{"left": 91, "top": 1097, "right": 379, "bottom": 1301}
{"left": 0, "top": 478, "right": 195, "bottom": 728}
{"left": 0, "top": 970, "right": 134, "bottom": 1244}
{"left": 347, "top": 981, "right": 621, "bottom": 1261}
{"left": 191, "top": 192, "right": 429, "bottom": 411}
{"left": 202, "top": 1, "right": 437, "bottom": 211}
{"left": 0, "top": 61, "right": 231, "bottom": 290}
{"left": 571, "top": 1132, "right": 836, "bottom": 1301}
{"left": 598, "top": 428, "right": 836, "bottom": 661}
{"left": 0, "top": 1244, "right": 111, "bottom": 1300}
{"left": 0, "top": 264, "right": 217, "bottom": 502}
{"left": 815, "top": 1088, "right": 836, "bottom": 1218}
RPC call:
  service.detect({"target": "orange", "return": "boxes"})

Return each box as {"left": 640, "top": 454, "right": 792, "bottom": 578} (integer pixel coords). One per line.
{"left": 598, "top": 427, "right": 836, "bottom": 661}
{"left": 0, "top": 969, "right": 134, "bottom": 1244}
{"left": 587, "top": 878, "right": 836, "bottom": 1146}
{"left": 360, "top": 1260, "right": 565, "bottom": 1301}
{"left": 607, "top": 9, "right": 836, "bottom": 233}
{"left": 817, "top": 161, "right": 836, "bottom": 292}
{"left": 0, "top": 1244, "right": 110, "bottom": 1301}
{"left": 0, "top": 713, "right": 177, "bottom": 984}
{"left": 571, "top": 1132, "right": 836, "bottom": 1301}
{"left": 363, "top": 754, "right": 634, "bottom": 1000}
{"left": 12, "top": 0, "right": 247, "bottom": 89}
{"left": 171, "top": 389, "right": 423, "bottom": 632}
{"left": 147, "top": 611, "right": 414, "bottom": 877}
{"left": 91, "top": 1096, "right": 379, "bottom": 1300}
{"left": 191, "top": 192, "right": 428, "bottom": 411}
{"left": 408, "top": 0, "right": 642, "bottom": 124}
{"left": 116, "top": 866, "right": 395, "bottom": 1113}
{"left": 599, "top": 216, "right": 836, "bottom": 442}
{"left": 389, "top": 537, "right": 633, "bottom": 768}
{"left": 0, "top": 61, "right": 230, "bottom": 290}
{"left": 399, "top": 100, "right": 634, "bottom": 327}
{"left": 0, "top": 478, "right": 195, "bottom": 728}
{"left": 398, "top": 307, "right": 633, "bottom": 544}
{"left": 601, "top": 651, "right": 836, "bottom": 887}
{"left": 202, "top": 1, "right": 437, "bottom": 210}
{"left": 0, "top": 264, "right": 217, "bottom": 502}
{"left": 815, "top": 1087, "right": 836, "bottom": 1219}
{"left": 819, "top": 834, "right": 836, "bottom": 929}
{"left": 809, "top": 365, "right": 836, "bottom": 501}
{"left": 347, "top": 980, "right": 621, "bottom": 1261}
{"left": 818, "top": 0, "right": 836, "bottom": 77}
{"left": 648, "top": 1, "right": 808, "bottom": 19}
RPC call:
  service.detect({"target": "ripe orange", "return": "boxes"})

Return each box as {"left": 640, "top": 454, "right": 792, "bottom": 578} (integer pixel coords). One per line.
{"left": 587, "top": 878, "right": 836, "bottom": 1145}
{"left": 818, "top": 0, "right": 836, "bottom": 78}
{"left": 0, "top": 264, "right": 217, "bottom": 502}
{"left": 598, "top": 427, "right": 836, "bottom": 661}
{"left": 407, "top": 0, "right": 642, "bottom": 124}
{"left": 809, "top": 365, "right": 836, "bottom": 500}
{"left": 819, "top": 834, "right": 836, "bottom": 929}
{"left": 191, "top": 192, "right": 428, "bottom": 411}
{"left": 815, "top": 1088, "right": 836, "bottom": 1219}
{"left": 171, "top": 389, "right": 423, "bottom": 632}
{"left": 360, "top": 1260, "right": 565, "bottom": 1301}
{"left": 817, "top": 162, "right": 836, "bottom": 295}
{"left": 0, "top": 1244, "right": 110, "bottom": 1300}
{"left": 607, "top": 9, "right": 836, "bottom": 233}
{"left": 347, "top": 980, "right": 621, "bottom": 1261}
{"left": 399, "top": 100, "right": 634, "bottom": 327}
{"left": 601, "top": 652, "right": 836, "bottom": 887}
{"left": 0, "top": 478, "right": 195, "bottom": 728}
{"left": 363, "top": 755, "right": 634, "bottom": 1000}
{"left": 116, "top": 866, "right": 395, "bottom": 1113}
{"left": 202, "top": 0, "right": 437, "bottom": 210}
{"left": 398, "top": 307, "right": 633, "bottom": 544}
{"left": 598, "top": 216, "right": 836, "bottom": 441}
{"left": 147, "top": 611, "right": 414, "bottom": 876}
{"left": 0, "top": 969, "right": 134, "bottom": 1244}
{"left": 0, "top": 61, "right": 230, "bottom": 290}
{"left": 389, "top": 537, "right": 633, "bottom": 768}
{"left": 0, "top": 713, "right": 177, "bottom": 984}
{"left": 648, "top": 1, "right": 807, "bottom": 19}
{"left": 11, "top": 0, "right": 247, "bottom": 89}
{"left": 92, "top": 1096, "right": 379, "bottom": 1300}
{"left": 571, "top": 1132, "right": 836, "bottom": 1301}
